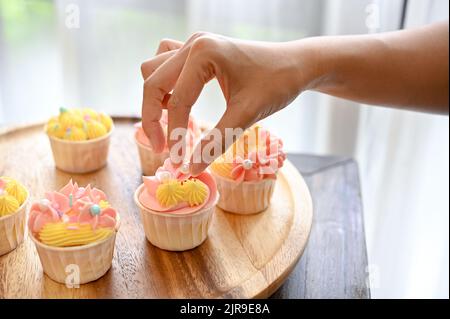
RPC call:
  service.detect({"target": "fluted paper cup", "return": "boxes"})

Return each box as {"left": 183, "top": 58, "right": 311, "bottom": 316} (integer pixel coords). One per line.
{"left": 135, "top": 133, "right": 169, "bottom": 176}
{"left": 134, "top": 184, "right": 218, "bottom": 251}
{"left": 29, "top": 217, "right": 120, "bottom": 285}
{"left": 212, "top": 172, "right": 276, "bottom": 214}
{"left": 0, "top": 192, "right": 29, "bottom": 256}
{"left": 48, "top": 127, "right": 113, "bottom": 174}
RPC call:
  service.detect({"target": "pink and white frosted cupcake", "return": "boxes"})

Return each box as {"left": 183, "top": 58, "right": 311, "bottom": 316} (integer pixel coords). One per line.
{"left": 134, "top": 159, "right": 218, "bottom": 251}
{"left": 134, "top": 110, "right": 202, "bottom": 175}
{"left": 28, "top": 180, "right": 120, "bottom": 284}
{"left": 210, "top": 125, "right": 286, "bottom": 214}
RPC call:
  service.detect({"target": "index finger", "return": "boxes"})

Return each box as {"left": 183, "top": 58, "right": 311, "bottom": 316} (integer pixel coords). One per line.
{"left": 141, "top": 47, "right": 191, "bottom": 153}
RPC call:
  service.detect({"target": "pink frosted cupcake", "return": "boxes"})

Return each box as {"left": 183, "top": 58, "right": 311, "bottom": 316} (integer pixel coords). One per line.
{"left": 210, "top": 125, "right": 286, "bottom": 214}
{"left": 134, "top": 159, "right": 218, "bottom": 251}
{"left": 28, "top": 180, "right": 120, "bottom": 284}
{"left": 134, "top": 110, "right": 202, "bottom": 175}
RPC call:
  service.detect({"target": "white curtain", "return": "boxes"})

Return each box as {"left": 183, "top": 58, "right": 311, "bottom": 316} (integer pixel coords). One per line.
{"left": 356, "top": 0, "right": 449, "bottom": 299}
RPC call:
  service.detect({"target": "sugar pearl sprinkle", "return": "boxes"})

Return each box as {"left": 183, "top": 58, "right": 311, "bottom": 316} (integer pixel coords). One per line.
{"left": 179, "top": 162, "right": 190, "bottom": 175}
{"left": 243, "top": 159, "right": 253, "bottom": 170}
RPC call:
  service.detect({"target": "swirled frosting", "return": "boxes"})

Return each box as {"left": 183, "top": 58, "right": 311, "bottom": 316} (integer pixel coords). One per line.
{"left": 45, "top": 107, "right": 113, "bottom": 141}
{"left": 210, "top": 124, "right": 286, "bottom": 183}
{"left": 0, "top": 176, "right": 28, "bottom": 217}
{"left": 0, "top": 177, "right": 27, "bottom": 217}
{"left": 28, "top": 180, "right": 118, "bottom": 247}
{"left": 134, "top": 110, "right": 201, "bottom": 151}
{"left": 138, "top": 159, "right": 217, "bottom": 214}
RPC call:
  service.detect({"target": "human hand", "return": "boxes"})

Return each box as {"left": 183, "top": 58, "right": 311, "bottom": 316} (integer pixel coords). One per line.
{"left": 141, "top": 32, "right": 317, "bottom": 175}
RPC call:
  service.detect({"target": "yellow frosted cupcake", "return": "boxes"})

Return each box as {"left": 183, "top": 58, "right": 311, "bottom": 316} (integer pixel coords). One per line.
{"left": 45, "top": 107, "right": 114, "bottom": 174}
{"left": 210, "top": 124, "right": 286, "bottom": 214}
{"left": 28, "top": 180, "right": 120, "bottom": 284}
{"left": 0, "top": 177, "right": 29, "bottom": 256}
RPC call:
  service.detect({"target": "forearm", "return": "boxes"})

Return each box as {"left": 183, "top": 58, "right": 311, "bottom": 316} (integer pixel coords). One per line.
{"left": 295, "top": 21, "right": 449, "bottom": 114}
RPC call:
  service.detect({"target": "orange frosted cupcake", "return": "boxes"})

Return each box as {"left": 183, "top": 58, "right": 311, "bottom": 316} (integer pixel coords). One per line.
{"left": 210, "top": 125, "right": 286, "bottom": 214}
{"left": 28, "top": 180, "right": 120, "bottom": 284}
{"left": 0, "top": 177, "right": 29, "bottom": 256}
{"left": 45, "top": 107, "right": 114, "bottom": 174}
{"left": 134, "top": 159, "right": 218, "bottom": 251}
{"left": 134, "top": 110, "right": 201, "bottom": 175}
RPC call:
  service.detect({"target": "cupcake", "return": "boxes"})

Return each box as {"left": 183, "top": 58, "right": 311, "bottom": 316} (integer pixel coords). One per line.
{"left": 135, "top": 110, "right": 201, "bottom": 175}
{"left": 210, "top": 124, "right": 286, "bottom": 214}
{"left": 45, "top": 107, "right": 114, "bottom": 174}
{"left": 0, "top": 177, "right": 29, "bottom": 256}
{"left": 134, "top": 159, "right": 218, "bottom": 251}
{"left": 28, "top": 180, "right": 120, "bottom": 284}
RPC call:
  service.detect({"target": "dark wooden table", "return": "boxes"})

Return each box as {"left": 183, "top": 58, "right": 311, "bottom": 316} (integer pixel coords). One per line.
{"left": 271, "top": 154, "right": 370, "bottom": 299}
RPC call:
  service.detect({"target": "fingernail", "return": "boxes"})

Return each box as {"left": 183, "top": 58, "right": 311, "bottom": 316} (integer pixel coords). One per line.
{"left": 167, "top": 94, "right": 178, "bottom": 108}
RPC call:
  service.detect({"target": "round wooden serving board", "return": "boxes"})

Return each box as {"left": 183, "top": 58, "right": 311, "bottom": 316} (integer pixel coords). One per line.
{"left": 0, "top": 117, "right": 313, "bottom": 298}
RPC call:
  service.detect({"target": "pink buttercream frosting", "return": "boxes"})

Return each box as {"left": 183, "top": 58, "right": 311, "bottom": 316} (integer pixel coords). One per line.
{"left": 138, "top": 159, "right": 218, "bottom": 215}
{"left": 28, "top": 180, "right": 118, "bottom": 234}
{"left": 212, "top": 125, "right": 286, "bottom": 183}
{"left": 134, "top": 110, "right": 201, "bottom": 151}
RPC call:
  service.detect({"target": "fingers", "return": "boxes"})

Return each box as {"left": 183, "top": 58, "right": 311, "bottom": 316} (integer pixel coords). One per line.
{"left": 141, "top": 50, "right": 177, "bottom": 80}
{"left": 141, "top": 85, "right": 166, "bottom": 153}
{"left": 141, "top": 45, "right": 193, "bottom": 152}
{"left": 141, "top": 32, "right": 219, "bottom": 157}
{"left": 167, "top": 48, "right": 215, "bottom": 163}
{"left": 190, "top": 106, "right": 253, "bottom": 176}
{"left": 141, "top": 38, "right": 184, "bottom": 80}
{"left": 156, "top": 38, "right": 183, "bottom": 55}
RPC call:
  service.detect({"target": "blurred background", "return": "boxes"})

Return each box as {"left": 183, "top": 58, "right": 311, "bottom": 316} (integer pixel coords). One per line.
{"left": 0, "top": 0, "right": 448, "bottom": 298}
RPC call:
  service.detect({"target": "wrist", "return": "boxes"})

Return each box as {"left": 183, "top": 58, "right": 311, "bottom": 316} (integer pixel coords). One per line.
{"left": 285, "top": 38, "right": 333, "bottom": 93}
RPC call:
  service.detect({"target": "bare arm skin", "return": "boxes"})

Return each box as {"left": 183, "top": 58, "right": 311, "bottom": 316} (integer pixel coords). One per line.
{"left": 307, "top": 21, "right": 449, "bottom": 113}
{"left": 141, "top": 21, "right": 449, "bottom": 175}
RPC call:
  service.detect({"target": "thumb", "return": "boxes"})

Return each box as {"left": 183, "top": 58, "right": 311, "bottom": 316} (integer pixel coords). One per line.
{"left": 190, "top": 106, "right": 254, "bottom": 176}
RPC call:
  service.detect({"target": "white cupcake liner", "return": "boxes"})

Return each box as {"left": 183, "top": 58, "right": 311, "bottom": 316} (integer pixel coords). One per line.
{"left": 212, "top": 172, "right": 276, "bottom": 214}
{"left": 0, "top": 192, "right": 29, "bottom": 256}
{"left": 48, "top": 127, "right": 113, "bottom": 174}
{"left": 29, "top": 217, "right": 120, "bottom": 285}
{"left": 135, "top": 136, "right": 169, "bottom": 176}
{"left": 134, "top": 184, "right": 218, "bottom": 251}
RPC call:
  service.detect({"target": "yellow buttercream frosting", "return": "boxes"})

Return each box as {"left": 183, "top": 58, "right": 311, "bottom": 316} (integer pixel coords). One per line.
{"left": 59, "top": 111, "right": 84, "bottom": 129}
{"left": 38, "top": 222, "right": 113, "bottom": 247}
{"left": 156, "top": 180, "right": 185, "bottom": 207}
{"left": 45, "top": 107, "right": 113, "bottom": 141}
{"left": 46, "top": 122, "right": 66, "bottom": 139}
{"left": 99, "top": 113, "right": 113, "bottom": 131}
{"left": 86, "top": 120, "right": 107, "bottom": 139}
{"left": 64, "top": 126, "right": 87, "bottom": 141}
{"left": 4, "top": 180, "right": 27, "bottom": 205}
{"left": 99, "top": 200, "right": 110, "bottom": 209}
{"left": 0, "top": 177, "right": 27, "bottom": 217}
{"left": 81, "top": 108, "right": 100, "bottom": 120}
{"left": 182, "top": 179, "right": 208, "bottom": 207}
{"left": 210, "top": 158, "right": 233, "bottom": 179}
{"left": 155, "top": 178, "right": 209, "bottom": 208}
{"left": 0, "top": 195, "right": 19, "bottom": 217}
